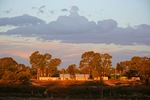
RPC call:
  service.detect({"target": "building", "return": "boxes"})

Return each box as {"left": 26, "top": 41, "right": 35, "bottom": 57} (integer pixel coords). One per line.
{"left": 75, "top": 74, "right": 89, "bottom": 81}
{"left": 39, "top": 74, "right": 109, "bottom": 81}
{"left": 39, "top": 77, "right": 60, "bottom": 80}
{"left": 59, "top": 74, "right": 89, "bottom": 81}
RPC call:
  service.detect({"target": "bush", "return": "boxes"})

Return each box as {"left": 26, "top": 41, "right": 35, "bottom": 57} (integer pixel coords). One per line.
{"left": 17, "top": 71, "right": 31, "bottom": 85}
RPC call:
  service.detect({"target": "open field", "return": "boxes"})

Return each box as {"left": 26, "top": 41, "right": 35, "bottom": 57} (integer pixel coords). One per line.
{"left": 0, "top": 80, "right": 150, "bottom": 100}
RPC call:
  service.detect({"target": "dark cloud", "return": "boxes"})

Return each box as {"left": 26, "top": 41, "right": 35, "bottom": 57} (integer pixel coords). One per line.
{"left": 70, "top": 6, "right": 79, "bottom": 13}
{"left": 61, "top": 8, "right": 68, "bottom": 12}
{"left": 38, "top": 5, "right": 45, "bottom": 14}
{"left": 1, "top": 6, "right": 150, "bottom": 45}
{"left": 0, "top": 14, "right": 45, "bottom": 26}
{"left": 32, "top": 5, "right": 46, "bottom": 14}
{"left": 39, "top": 5, "right": 45, "bottom": 9}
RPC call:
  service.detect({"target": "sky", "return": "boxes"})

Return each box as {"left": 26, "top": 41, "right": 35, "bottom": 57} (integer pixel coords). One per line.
{"left": 0, "top": 0, "right": 150, "bottom": 69}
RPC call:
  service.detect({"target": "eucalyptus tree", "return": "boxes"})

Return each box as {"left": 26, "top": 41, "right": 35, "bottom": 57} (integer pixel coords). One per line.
{"left": 66, "top": 64, "right": 79, "bottom": 74}
{"left": 79, "top": 51, "right": 112, "bottom": 80}
{"left": 79, "top": 51, "right": 95, "bottom": 79}
{"left": 0, "top": 57, "right": 18, "bottom": 80}
{"left": 30, "top": 51, "right": 61, "bottom": 79}
{"left": 101, "top": 53, "right": 112, "bottom": 77}
{"left": 47, "top": 58, "right": 61, "bottom": 77}
{"left": 30, "top": 51, "right": 49, "bottom": 79}
{"left": 0, "top": 57, "right": 31, "bottom": 84}
{"left": 117, "top": 56, "right": 150, "bottom": 85}
{"left": 129, "top": 56, "right": 150, "bottom": 85}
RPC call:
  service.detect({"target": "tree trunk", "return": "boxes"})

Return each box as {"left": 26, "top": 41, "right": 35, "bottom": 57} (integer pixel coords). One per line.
{"left": 37, "top": 68, "right": 40, "bottom": 80}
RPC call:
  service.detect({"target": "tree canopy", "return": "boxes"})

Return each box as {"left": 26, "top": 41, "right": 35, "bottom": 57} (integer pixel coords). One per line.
{"left": 79, "top": 51, "right": 112, "bottom": 79}
{"left": 116, "top": 56, "right": 150, "bottom": 85}
{"left": 0, "top": 50, "right": 149, "bottom": 86}
{"left": 0, "top": 57, "right": 31, "bottom": 84}
{"left": 29, "top": 51, "right": 61, "bottom": 79}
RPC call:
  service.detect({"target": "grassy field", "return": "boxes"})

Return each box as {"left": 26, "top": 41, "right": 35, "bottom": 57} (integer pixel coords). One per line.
{"left": 0, "top": 80, "right": 150, "bottom": 100}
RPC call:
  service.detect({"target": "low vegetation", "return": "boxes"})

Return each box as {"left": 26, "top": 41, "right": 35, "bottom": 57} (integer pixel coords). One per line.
{"left": 0, "top": 80, "right": 150, "bottom": 99}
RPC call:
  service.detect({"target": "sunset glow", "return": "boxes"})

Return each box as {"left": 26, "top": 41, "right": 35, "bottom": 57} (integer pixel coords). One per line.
{"left": 0, "top": 0, "right": 150, "bottom": 68}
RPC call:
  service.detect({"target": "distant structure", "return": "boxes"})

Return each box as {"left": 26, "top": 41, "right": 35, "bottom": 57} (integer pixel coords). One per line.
{"left": 39, "top": 74, "right": 89, "bottom": 81}
{"left": 39, "top": 77, "right": 60, "bottom": 81}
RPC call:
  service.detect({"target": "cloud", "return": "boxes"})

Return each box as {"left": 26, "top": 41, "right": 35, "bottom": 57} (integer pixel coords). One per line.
{"left": 61, "top": 8, "right": 68, "bottom": 12}
{"left": 49, "top": 10, "right": 55, "bottom": 14}
{"left": 0, "top": 14, "right": 45, "bottom": 26}
{"left": 38, "top": 5, "right": 46, "bottom": 14}
{"left": 0, "top": 39, "right": 149, "bottom": 67}
{"left": 0, "top": 6, "right": 150, "bottom": 45}
{"left": 0, "top": 9, "right": 12, "bottom": 16}
{"left": 3, "top": 9, "right": 12, "bottom": 14}
{"left": 97, "top": 19, "right": 118, "bottom": 33}
{"left": 32, "top": 5, "right": 47, "bottom": 14}
{"left": 32, "top": 7, "right": 38, "bottom": 10}
{"left": 70, "top": 6, "right": 79, "bottom": 13}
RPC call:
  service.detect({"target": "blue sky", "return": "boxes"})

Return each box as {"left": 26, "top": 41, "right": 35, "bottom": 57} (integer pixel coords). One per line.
{"left": 1, "top": 0, "right": 150, "bottom": 26}
{"left": 0, "top": 0, "right": 150, "bottom": 69}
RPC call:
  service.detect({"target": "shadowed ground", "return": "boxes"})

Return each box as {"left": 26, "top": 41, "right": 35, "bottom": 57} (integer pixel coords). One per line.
{"left": 0, "top": 80, "right": 150, "bottom": 100}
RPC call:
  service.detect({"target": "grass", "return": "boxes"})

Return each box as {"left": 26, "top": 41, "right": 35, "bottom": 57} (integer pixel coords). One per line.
{"left": 0, "top": 80, "right": 150, "bottom": 99}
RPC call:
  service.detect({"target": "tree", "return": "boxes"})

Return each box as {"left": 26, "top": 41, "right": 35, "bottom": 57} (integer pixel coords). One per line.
{"left": 60, "top": 68, "right": 66, "bottom": 74}
{"left": 0, "top": 57, "right": 32, "bottom": 85}
{"left": 30, "top": 51, "right": 52, "bottom": 79}
{"left": 79, "top": 51, "right": 112, "bottom": 80}
{"left": 117, "top": 56, "right": 150, "bottom": 85}
{"left": 2, "top": 70, "right": 17, "bottom": 83}
{"left": 30, "top": 66, "right": 37, "bottom": 79}
{"left": 29, "top": 51, "right": 61, "bottom": 79}
{"left": 66, "top": 64, "right": 77, "bottom": 74}
{"left": 60, "top": 68, "right": 66, "bottom": 80}
{"left": 0, "top": 57, "right": 18, "bottom": 79}
{"left": 47, "top": 58, "right": 61, "bottom": 77}
{"left": 101, "top": 53, "right": 112, "bottom": 77}
{"left": 116, "top": 63, "right": 123, "bottom": 77}
{"left": 130, "top": 56, "right": 150, "bottom": 85}
{"left": 138, "top": 57, "right": 150, "bottom": 85}
{"left": 80, "top": 66, "right": 89, "bottom": 74}
{"left": 106, "top": 67, "right": 117, "bottom": 79}
{"left": 79, "top": 51, "right": 95, "bottom": 79}
{"left": 17, "top": 71, "right": 31, "bottom": 84}
{"left": 16, "top": 64, "right": 31, "bottom": 84}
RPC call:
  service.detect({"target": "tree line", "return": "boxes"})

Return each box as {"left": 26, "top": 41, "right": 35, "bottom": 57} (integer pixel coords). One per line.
{"left": 0, "top": 51, "right": 149, "bottom": 85}
{"left": 116, "top": 56, "right": 150, "bottom": 85}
